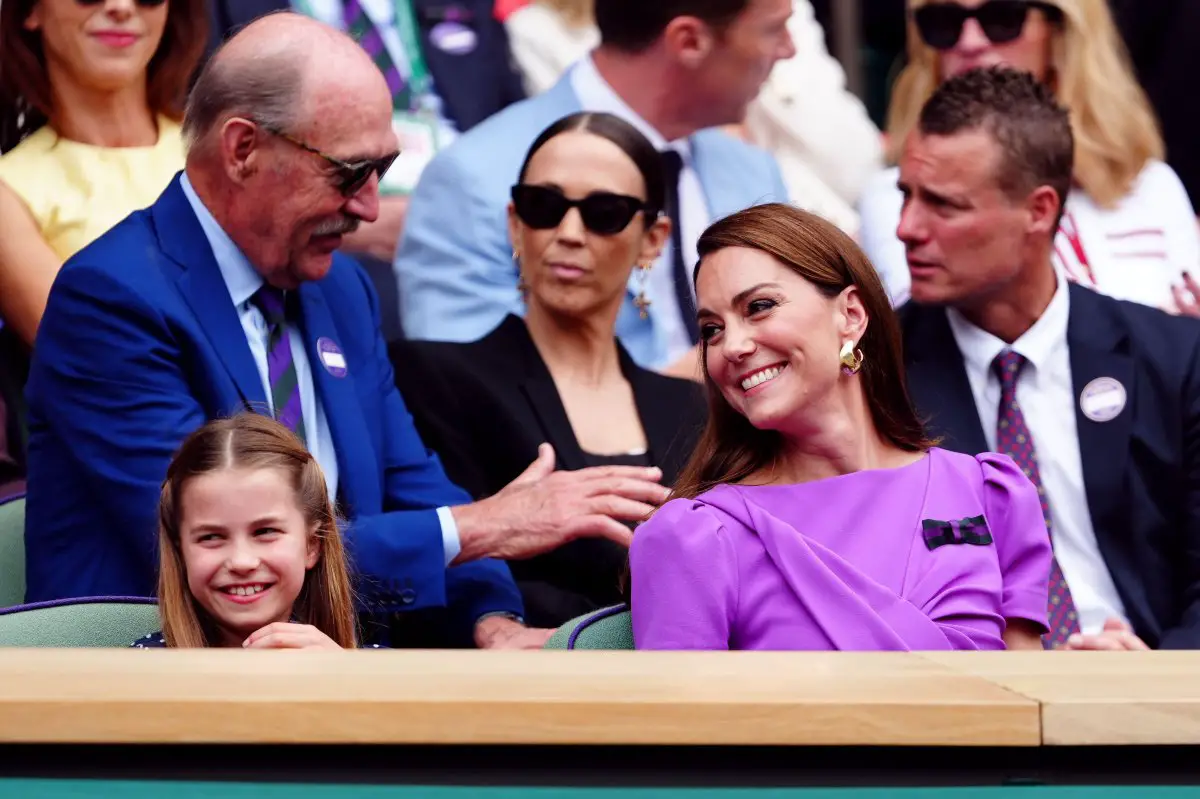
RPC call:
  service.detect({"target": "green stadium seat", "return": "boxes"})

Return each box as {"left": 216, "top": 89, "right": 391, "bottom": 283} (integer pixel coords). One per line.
{"left": 0, "top": 496, "right": 24, "bottom": 608}
{"left": 544, "top": 604, "right": 633, "bottom": 650}
{"left": 0, "top": 597, "right": 160, "bottom": 647}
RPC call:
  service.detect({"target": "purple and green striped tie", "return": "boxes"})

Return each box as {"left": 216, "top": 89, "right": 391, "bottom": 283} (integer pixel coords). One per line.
{"left": 343, "top": 0, "right": 411, "bottom": 111}
{"left": 252, "top": 287, "right": 306, "bottom": 446}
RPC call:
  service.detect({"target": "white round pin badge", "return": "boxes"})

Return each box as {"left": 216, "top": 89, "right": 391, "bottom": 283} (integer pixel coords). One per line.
{"left": 317, "top": 337, "right": 348, "bottom": 378}
{"left": 430, "top": 21, "right": 477, "bottom": 55}
{"left": 1079, "top": 377, "right": 1126, "bottom": 422}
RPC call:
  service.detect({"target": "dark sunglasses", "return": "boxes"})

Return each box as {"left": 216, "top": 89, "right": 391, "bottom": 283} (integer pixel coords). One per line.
{"left": 75, "top": 0, "right": 168, "bottom": 6}
{"left": 913, "top": 0, "right": 1062, "bottom": 50}
{"left": 510, "top": 184, "right": 654, "bottom": 236}
{"left": 258, "top": 122, "right": 400, "bottom": 197}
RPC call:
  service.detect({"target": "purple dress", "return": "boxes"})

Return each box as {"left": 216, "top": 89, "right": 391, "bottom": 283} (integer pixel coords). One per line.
{"left": 630, "top": 448, "right": 1051, "bottom": 651}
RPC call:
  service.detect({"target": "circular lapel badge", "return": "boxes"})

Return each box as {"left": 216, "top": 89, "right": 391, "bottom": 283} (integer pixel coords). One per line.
{"left": 1079, "top": 377, "right": 1126, "bottom": 422}
{"left": 317, "top": 337, "right": 348, "bottom": 378}
{"left": 430, "top": 21, "right": 477, "bottom": 55}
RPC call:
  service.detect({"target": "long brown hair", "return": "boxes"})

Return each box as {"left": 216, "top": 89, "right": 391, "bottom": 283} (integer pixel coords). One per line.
{"left": 157, "top": 414, "right": 358, "bottom": 648}
{"left": 673, "top": 203, "right": 935, "bottom": 500}
{"left": 0, "top": 0, "right": 208, "bottom": 151}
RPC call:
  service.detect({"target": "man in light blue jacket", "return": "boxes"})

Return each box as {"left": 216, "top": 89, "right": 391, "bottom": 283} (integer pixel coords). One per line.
{"left": 394, "top": 0, "right": 796, "bottom": 373}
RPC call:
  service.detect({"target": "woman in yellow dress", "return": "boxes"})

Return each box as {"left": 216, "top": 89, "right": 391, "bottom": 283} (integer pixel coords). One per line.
{"left": 0, "top": 0, "right": 207, "bottom": 346}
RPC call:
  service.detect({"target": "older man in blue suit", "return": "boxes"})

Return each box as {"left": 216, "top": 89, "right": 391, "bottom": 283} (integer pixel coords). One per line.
{"left": 395, "top": 0, "right": 797, "bottom": 375}
{"left": 24, "top": 13, "right": 667, "bottom": 649}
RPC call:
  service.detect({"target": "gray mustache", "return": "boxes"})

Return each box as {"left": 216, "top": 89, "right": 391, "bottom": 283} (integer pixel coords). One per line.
{"left": 313, "top": 216, "right": 360, "bottom": 236}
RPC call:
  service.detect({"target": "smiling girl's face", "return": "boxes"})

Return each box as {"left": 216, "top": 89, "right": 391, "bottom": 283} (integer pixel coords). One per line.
{"left": 178, "top": 466, "right": 318, "bottom": 647}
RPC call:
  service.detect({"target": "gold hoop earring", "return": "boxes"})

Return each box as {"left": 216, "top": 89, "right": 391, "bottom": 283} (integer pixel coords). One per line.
{"left": 633, "top": 262, "right": 652, "bottom": 319}
{"left": 840, "top": 340, "right": 864, "bottom": 375}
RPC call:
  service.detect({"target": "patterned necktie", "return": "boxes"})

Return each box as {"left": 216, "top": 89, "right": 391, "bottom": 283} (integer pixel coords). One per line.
{"left": 252, "top": 287, "right": 306, "bottom": 446}
{"left": 992, "top": 350, "right": 1079, "bottom": 648}
{"left": 343, "top": 0, "right": 411, "bottom": 110}
{"left": 659, "top": 150, "right": 700, "bottom": 345}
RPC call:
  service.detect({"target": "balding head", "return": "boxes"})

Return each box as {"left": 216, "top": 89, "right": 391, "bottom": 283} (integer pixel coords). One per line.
{"left": 181, "top": 12, "right": 398, "bottom": 291}
{"left": 184, "top": 12, "right": 390, "bottom": 153}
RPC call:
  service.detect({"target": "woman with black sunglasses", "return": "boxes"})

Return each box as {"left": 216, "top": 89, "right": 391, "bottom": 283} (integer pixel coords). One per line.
{"left": 0, "top": 0, "right": 207, "bottom": 348}
{"left": 858, "top": 0, "right": 1198, "bottom": 316}
{"left": 390, "top": 111, "right": 707, "bottom": 630}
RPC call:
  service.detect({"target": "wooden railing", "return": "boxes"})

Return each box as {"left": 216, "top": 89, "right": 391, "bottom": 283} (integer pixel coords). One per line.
{"left": 0, "top": 650, "right": 1195, "bottom": 746}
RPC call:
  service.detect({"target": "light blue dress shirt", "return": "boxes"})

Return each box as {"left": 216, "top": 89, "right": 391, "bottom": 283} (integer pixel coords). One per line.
{"left": 179, "top": 174, "right": 461, "bottom": 564}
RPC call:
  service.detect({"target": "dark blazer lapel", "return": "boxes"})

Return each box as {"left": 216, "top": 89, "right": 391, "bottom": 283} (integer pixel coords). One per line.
{"left": 625, "top": 349, "right": 678, "bottom": 463}
{"left": 901, "top": 304, "right": 989, "bottom": 454}
{"left": 1065, "top": 285, "right": 1138, "bottom": 600}
{"left": 156, "top": 177, "right": 267, "bottom": 411}
{"left": 410, "top": 0, "right": 478, "bottom": 131}
{"left": 297, "top": 279, "right": 378, "bottom": 514}
{"left": 507, "top": 318, "right": 588, "bottom": 472}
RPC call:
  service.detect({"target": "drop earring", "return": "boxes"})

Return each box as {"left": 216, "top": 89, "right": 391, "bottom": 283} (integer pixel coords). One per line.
{"left": 514, "top": 249, "right": 528, "bottom": 299}
{"left": 633, "top": 262, "right": 652, "bottom": 319}
{"left": 840, "top": 340, "right": 864, "bottom": 374}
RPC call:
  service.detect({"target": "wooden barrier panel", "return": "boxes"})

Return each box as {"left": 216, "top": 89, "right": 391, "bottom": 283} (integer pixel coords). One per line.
{"left": 0, "top": 650, "right": 1038, "bottom": 746}
{"left": 922, "top": 651, "right": 1200, "bottom": 746}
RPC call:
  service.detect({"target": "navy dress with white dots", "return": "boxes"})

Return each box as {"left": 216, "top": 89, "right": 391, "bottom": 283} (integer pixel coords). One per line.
{"left": 130, "top": 630, "right": 385, "bottom": 648}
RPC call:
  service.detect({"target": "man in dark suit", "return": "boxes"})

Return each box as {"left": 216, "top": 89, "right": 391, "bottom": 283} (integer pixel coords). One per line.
{"left": 895, "top": 67, "right": 1200, "bottom": 650}
{"left": 25, "top": 13, "right": 666, "bottom": 648}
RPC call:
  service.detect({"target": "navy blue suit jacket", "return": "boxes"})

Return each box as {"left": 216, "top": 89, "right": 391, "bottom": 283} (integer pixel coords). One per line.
{"left": 206, "top": 0, "right": 525, "bottom": 132}
{"left": 23, "top": 176, "right": 522, "bottom": 638}
{"left": 901, "top": 283, "right": 1200, "bottom": 649}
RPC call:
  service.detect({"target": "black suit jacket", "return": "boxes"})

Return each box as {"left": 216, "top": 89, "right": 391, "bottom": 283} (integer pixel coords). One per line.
{"left": 206, "top": 0, "right": 525, "bottom": 132}
{"left": 901, "top": 283, "right": 1200, "bottom": 649}
{"left": 390, "top": 314, "right": 707, "bottom": 628}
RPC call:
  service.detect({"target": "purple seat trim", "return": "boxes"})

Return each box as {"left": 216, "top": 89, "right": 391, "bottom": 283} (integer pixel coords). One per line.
{"left": 0, "top": 596, "right": 157, "bottom": 615}
{"left": 566, "top": 603, "right": 629, "bottom": 650}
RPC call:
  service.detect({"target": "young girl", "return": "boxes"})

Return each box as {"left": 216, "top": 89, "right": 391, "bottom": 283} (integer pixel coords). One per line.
{"left": 132, "top": 413, "right": 371, "bottom": 649}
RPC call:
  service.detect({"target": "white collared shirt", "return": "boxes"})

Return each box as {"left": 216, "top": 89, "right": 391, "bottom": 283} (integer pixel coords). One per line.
{"left": 945, "top": 278, "right": 1127, "bottom": 634}
{"left": 570, "top": 55, "right": 711, "bottom": 365}
{"left": 179, "top": 174, "right": 461, "bottom": 564}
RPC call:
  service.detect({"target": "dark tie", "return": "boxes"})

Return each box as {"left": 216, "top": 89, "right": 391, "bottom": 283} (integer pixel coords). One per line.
{"left": 252, "top": 287, "right": 307, "bottom": 446}
{"left": 659, "top": 150, "right": 700, "bottom": 345}
{"left": 992, "top": 350, "right": 1080, "bottom": 648}
{"left": 343, "top": 0, "right": 410, "bottom": 109}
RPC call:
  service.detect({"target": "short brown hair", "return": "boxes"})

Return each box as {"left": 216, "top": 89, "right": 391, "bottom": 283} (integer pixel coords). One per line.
{"left": 594, "top": 0, "right": 750, "bottom": 52}
{"left": 0, "top": 0, "right": 208, "bottom": 151}
{"left": 673, "top": 203, "right": 935, "bottom": 500}
{"left": 918, "top": 67, "right": 1074, "bottom": 224}
{"left": 157, "top": 414, "right": 358, "bottom": 648}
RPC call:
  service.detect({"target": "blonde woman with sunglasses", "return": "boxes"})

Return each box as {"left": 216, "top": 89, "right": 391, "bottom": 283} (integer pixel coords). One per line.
{"left": 859, "top": 0, "right": 1199, "bottom": 315}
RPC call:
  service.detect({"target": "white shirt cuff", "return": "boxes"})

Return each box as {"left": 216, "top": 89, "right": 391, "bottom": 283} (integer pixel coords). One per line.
{"left": 436, "top": 506, "right": 462, "bottom": 566}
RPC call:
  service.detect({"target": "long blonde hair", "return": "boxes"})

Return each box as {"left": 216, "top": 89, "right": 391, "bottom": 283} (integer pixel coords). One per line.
{"left": 157, "top": 414, "right": 358, "bottom": 648}
{"left": 538, "top": 0, "right": 594, "bottom": 27}
{"left": 887, "top": 0, "right": 1163, "bottom": 207}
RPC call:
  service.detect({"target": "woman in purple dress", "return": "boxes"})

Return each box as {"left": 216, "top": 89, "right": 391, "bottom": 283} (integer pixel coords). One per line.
{"left": 629, "top": 203, "right": 1052, "bottom": 651}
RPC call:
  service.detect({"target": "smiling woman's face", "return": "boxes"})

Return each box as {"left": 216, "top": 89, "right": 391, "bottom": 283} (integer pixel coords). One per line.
{"left": 26, "top": 0, "right": 169, "bottom": 95}
{"left": 697, "top": 246, "right": 858, "bottom": 433}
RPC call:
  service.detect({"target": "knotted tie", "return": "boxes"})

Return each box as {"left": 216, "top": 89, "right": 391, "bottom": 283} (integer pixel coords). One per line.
{"left": 659, "top": 150, "right": 700, "bottom": 344}
{"left": 992, "top": 350, "right": 1080, "bottom": 647}
{"left": 252, "top": 287, "right": 306, "bottom": 446}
